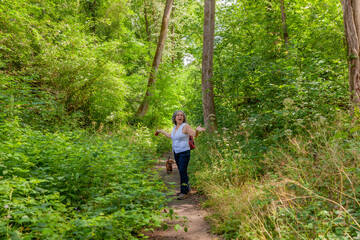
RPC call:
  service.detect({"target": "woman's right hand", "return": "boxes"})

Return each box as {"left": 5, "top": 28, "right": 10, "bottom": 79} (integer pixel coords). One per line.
{"left": 156, "top": 129, "right": 171, "bottom": 139}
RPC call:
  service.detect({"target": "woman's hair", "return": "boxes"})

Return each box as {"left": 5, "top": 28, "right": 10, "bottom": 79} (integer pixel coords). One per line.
{"left": 172, "top": 110, "right": 187, "bottom": 125}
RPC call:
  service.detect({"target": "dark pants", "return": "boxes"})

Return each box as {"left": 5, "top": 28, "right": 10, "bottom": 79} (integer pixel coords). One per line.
{"left": 174, "top": 150, "right": 191, "bottom": 194}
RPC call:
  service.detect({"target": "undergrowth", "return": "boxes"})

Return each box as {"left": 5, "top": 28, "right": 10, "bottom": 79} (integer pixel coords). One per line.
{"left": 191, "top": 117, "right": 360, "bottom": 239}
{"left": 0, "top": 117, "right": 170, "bottom": 239}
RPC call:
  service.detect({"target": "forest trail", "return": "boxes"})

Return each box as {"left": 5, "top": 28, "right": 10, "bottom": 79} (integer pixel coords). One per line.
{"left": 145, "top": 153, "right": 221, "bottom": 240}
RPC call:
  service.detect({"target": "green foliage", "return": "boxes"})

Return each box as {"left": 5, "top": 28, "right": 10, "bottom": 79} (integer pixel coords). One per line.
{"left": 0, "top": 120, "right": 168, "bottom": 239}
{"left": 0, "top": 74, "right": 82, "bottom": 130}
{"left": 200, "top": 0, "right": 347, "bottom": 133}
{"left": 251, "top": 120, "right": 360, "bottom": 240}
{"left": 1, "top": 0, "right": 358, "bottom": 239}
{"left": 191, "top": 117, "right": 360, "bottom": 239}
{"left": 186, "top": 2, "right": 360, "bottom": 239}
{"left": 0, "top": 0, "right": 153, "bottom": 125}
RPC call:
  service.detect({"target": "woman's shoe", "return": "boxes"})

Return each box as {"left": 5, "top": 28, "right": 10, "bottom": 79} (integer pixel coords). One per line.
{"left": 177, "top": 193, "right": 188, "bottom": 200}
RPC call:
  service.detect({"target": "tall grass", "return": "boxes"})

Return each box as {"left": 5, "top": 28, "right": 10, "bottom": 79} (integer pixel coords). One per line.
{"left": 191, "top": 120, "right": 360, "bottom": 239}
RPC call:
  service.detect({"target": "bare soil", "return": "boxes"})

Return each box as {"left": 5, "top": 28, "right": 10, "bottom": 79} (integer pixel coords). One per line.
{"left": 145, "top": 153, "right": 221, "bottom": 240}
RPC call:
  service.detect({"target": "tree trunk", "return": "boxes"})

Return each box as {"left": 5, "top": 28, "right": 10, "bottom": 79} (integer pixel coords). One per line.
{"left": 136, "top": 0, "right": 174, "bottom": 118}
{"left": 144, "top": 0, "right": 151, "bottom": 43}
{"left": 88, "top": 0, "right": 98, "bottom": 33}
{"left": 202, "top": 0, "right": 217, "bottom": 131}
{"left": 171, "top": 6, "right": 176, "bottom": 64}
{"left": 280, "top": 0, "right": 288, "bottom": 45}
{"left": 342, "top": 0, "right": 360, "bottom": 113}
{"left": 144, "top": 0, "right": 152, "bottom": 67}
{"left": 171, "top": 23, "right": 175, "bottom": 64}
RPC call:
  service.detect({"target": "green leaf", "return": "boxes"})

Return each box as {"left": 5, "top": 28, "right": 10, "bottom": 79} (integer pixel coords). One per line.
{"left": 174, "top": 224, "right": 181, "bottom": 232}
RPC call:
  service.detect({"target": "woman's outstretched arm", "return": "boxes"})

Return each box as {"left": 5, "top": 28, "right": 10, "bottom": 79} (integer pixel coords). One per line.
{"left": 183, "top": 124, "right": 206, "bottom": 137}
{"left": 156, "top": 129, "right": 171, "bottom": 139}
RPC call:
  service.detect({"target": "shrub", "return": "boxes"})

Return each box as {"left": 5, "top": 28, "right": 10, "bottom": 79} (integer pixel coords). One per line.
{"left": 0, "top": 119, "right": 169, "bottom": 239}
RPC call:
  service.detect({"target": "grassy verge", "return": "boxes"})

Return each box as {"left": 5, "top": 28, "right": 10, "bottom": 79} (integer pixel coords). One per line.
{"left": 191, "top": 120, "right": 360, "bottom": 239}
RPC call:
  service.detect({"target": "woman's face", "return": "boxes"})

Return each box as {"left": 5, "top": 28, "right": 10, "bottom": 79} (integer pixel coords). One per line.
{"left": 175, "top": 112, "right": 185, "bottom": 125}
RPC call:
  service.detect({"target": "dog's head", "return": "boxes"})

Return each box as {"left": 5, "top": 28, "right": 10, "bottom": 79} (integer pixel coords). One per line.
{"left": 166, "top": 159, "right": 175, "bottom": 164}
{"left": 167, "top": 156, "right": 175, "bottom": 164}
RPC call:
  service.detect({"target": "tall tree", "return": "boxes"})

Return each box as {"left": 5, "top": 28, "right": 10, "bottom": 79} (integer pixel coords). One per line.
{"left": 170, "top": 7, "right": 176, "bottom": 64}
{"left": 342, "top": 0, "right": 360, "bottom": 113}
{"left": 202, "top": 0, "right": 217, "bottom": 131}
{"left": 136, "top": 0, "right": 174, "bottom": 117}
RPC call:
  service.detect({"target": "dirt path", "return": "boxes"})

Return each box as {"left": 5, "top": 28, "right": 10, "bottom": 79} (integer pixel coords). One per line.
{"left": 145, "top": 153, "right": 221, "bottom": 240}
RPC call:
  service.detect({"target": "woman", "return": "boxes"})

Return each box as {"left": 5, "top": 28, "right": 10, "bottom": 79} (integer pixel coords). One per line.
{"left": 156, "top": 110, "right": 206, "bottom": 200}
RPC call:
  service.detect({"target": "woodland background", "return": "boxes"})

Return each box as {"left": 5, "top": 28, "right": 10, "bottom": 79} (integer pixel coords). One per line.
{"left": 1, "top": 0, "right": 360, "bottom": 239}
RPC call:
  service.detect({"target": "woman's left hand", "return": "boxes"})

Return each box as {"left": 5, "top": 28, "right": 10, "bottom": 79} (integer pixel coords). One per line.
{"left": 196, "top": 124, "right": 206, "bottom": 132}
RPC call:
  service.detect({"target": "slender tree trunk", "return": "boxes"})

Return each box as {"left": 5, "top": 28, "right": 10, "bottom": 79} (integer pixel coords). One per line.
{"left": 342, "top": 0, "right": 360, "bottom": 113}
{"left": 170, "top": 5, "right": 176, "bottom": 64}
{"left": 144, "top": 0, "right": 152, "bottom": 67}
{"left": 144, "top": 0, "right": 151, "bottom": 43}
{"left": 202, "top": 0, "right": 217, "bottom": 131}
{"left": 89, "top": 0, "right": 97, "bottom": 33}
{"left": 136, "top": 0, "right": 173, "bottom": 117}
{"left": 171, "top": 22, "right": 175, "bottom": 64}
{"left": 280, "top": 0, "right": 288, "bottom": 45}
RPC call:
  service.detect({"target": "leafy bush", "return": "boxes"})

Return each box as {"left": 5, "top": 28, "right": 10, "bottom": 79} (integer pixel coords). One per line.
{"left": 0, "top": 119, "right": 168, "bottom": 239}
{"left": 0, "top": 0, "right": 153, "bottom": 125}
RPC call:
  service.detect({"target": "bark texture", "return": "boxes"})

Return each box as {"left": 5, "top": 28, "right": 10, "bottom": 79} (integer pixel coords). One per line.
{"left": 280, "top": 0, "right": 288, "bottom": 45}
{"left": 171, "top": 23, "right": 175, "bottom": 64}
{"left": 171, "top": 6, "right": 176, "bottom": 64}
{"left": 202, "top": 0, "right": 217, "bottom": 131}
{"left": 144, "top": 0, "right": 151, "bottom": 43}
{"left": 136, "top": 0, "right": 174, "bottom": 117}
{"left": 342, "top": 0, "right": 360, "bottom": 112}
